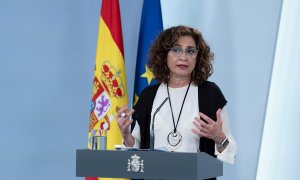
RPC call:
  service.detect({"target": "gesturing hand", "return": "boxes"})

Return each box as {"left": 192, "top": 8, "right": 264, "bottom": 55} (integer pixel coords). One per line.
{"left": 192, "top": 108, "right": 226, "bottom": 144}
{"left": 116, "top": 105, "right": 135, "bottom": 137}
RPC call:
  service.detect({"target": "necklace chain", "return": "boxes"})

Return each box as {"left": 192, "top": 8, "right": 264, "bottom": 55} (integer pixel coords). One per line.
{"left": 167, "top": 82, "right": 192, "bottom": 133}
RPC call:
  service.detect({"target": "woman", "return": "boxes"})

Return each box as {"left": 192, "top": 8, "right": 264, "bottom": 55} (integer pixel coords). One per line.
{"left": 116, "top": 26, "right": 237, "bottom": 167}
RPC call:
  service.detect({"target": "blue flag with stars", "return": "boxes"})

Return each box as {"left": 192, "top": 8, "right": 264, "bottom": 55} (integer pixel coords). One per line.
{"left": 133, "top": 0, "right": 163, "bottom": 106}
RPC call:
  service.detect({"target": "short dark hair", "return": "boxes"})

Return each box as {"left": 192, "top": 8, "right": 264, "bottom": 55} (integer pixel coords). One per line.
{"left": 147, "top": 25, "right": 214, "bottom": 85}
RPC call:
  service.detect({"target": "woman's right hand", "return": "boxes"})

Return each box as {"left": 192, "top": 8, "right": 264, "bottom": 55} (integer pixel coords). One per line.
{"left": 116, "top": 105, "right": 135, "bottom": 147}
{"left": 116, "top": 105, "right": 135, "bottom": 138}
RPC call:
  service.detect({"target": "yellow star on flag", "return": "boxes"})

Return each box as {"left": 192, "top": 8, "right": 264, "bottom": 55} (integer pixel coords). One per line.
{"left": 141, "top": 65, "right": 154, "bottom": 85}
{"left": 133, "top": 93, "right": 139, "bottom": 106}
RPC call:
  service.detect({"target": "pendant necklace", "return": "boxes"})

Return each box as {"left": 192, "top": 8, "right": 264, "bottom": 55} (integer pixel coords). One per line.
{"left": 166, "top": 81, "right": 191, "bottom": 151}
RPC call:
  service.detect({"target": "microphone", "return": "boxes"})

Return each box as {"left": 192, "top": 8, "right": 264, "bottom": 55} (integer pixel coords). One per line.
{"left": 150, "top": 97, "right": 169, "bottom": 151}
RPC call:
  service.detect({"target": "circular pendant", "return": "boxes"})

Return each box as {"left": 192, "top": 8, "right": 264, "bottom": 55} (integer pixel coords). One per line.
{"left": 167, "top": 131, "right": 182, "bottom": 151}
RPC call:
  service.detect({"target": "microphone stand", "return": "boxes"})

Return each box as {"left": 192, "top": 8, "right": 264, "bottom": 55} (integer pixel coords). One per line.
{"left": 150, "top": 97, "right": 169, "bottom": 151}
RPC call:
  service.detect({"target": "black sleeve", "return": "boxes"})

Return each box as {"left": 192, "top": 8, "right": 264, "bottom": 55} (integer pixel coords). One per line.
{"left": 210, "top": 82, "right": 227, "bottom": 109}
{"left": 131, "top": 84, "right": 160, "bottom": 149}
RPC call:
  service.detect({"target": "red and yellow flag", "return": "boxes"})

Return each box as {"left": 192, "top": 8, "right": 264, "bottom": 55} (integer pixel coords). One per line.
{"left": 87, "top": 0, "right": 127, "bottom": 179}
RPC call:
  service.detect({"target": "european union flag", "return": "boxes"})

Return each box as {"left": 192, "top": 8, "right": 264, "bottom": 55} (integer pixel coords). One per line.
{"left": 133, "top": 0, "right": 163, "bottom": 106}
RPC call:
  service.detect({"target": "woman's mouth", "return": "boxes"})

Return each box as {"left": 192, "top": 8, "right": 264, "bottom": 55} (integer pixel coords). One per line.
{"left": 177, "top": 64, "right": 188, "bottom": 69}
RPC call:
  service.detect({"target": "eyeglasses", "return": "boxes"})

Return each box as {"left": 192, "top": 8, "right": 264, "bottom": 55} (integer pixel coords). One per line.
{"left": 168, "top": 46, "right": 199, "bottom": 58}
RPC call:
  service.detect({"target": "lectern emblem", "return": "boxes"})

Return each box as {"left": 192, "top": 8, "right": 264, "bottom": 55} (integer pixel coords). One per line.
{"left": 127, "top": 154, "right": 144, "bottom": 172}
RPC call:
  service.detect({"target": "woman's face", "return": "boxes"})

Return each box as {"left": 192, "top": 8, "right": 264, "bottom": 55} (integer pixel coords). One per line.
{"left": 167, "top": 35, "right": 197, "bottom": 80}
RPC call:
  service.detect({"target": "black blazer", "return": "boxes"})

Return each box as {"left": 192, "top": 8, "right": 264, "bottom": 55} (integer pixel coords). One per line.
{"left": 133, "top": 81, "right": 227, "bottom": 180}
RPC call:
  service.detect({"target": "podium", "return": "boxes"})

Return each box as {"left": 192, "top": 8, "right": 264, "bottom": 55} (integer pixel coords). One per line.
{"left": 76, "top": 149, "right": 223, "bottom": 179}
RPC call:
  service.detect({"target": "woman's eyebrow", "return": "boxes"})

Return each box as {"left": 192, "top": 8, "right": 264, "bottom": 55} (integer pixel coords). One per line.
{"left": 173, "top": 44, "right": 195, "bottom": 47}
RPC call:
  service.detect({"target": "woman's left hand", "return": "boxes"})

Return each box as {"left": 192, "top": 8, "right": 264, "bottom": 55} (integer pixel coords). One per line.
{"left": 192, "top": 108, "right": 226, "bottom": 144}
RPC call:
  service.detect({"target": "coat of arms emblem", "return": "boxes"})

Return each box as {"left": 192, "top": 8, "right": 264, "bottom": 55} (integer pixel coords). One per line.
{"left": 127, "top": 154, "right": 144, "bottom": 172}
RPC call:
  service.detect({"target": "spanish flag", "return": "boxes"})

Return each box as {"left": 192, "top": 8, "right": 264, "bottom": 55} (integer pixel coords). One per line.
{"left": 87, "top": 0, "right": 127, "bottom": 179}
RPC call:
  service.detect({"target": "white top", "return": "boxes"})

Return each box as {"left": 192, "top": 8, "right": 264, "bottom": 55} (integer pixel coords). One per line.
{"left": 130, "top": 83, "right": 237, "bottom": 164}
